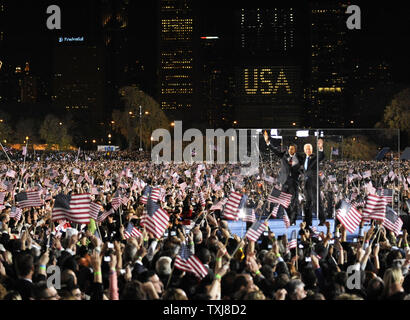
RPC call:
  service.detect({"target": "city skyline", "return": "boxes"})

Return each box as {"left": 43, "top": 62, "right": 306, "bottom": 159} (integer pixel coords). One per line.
{"left": 0, "top": 0, "right": 410, "bottom": 147}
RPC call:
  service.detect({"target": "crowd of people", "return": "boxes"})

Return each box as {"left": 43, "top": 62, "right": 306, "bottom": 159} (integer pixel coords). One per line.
{"left": 0, "top": 147, "right": 409, "bottom": 300}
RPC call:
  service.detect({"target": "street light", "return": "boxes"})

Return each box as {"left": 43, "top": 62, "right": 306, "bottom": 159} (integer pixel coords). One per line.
{"left": 171, "top": 122, "right": 175, "bottom": 127}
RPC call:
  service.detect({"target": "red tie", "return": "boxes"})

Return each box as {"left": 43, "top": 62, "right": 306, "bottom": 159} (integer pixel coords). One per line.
{"left": 289, "top": 158, "right": 293, "bottom": 166}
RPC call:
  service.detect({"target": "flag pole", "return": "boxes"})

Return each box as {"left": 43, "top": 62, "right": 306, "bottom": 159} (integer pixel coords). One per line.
{"left": 0, "top": 142, "right": 13, "bottom": 165}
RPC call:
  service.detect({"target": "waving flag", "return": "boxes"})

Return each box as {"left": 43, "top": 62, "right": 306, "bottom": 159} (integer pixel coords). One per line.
{"left": 10, "top": 207, "right": 22, "bottom": 221}
{"left": 287, "top": 230, "right": 297, "bottom": 250}
{"left": 124, "top": 223, "right": 142, "bottom": 239}
{"left": 383, "top": 207, "right": 403, "bottom": 236}
{"left": 141, "top": 192, "right": 169, "bottom": 239}
{"left": 199, "top": 191, "right": 206, "bottom": 207}
{"left": 6, "top": 170, "right": 16, "bottom": 178}
{"left": 268, "top": 189, "right": 292, "bottom": 208}
{"left": 111, "top": 191, "right": 122, "bottom": 210}
{"left": 283, "top": 212, "right": 290, "bottom": 228}
{"left": 210, "top": 198, "right": 227, "bottom": 211}
{"left": 22, "top": 146, "right": 27, "bottom": 156}
{"left": 245, "top": 220, "right": 266, "bottom": 241}
{"left": 89, "top": 202, "right": 102, "bottom": 220}
{"left": 52, "top": 193, "right": 91, "bottom": 224}
{"left": 15, "top": 191, "right": 43, "bottom": 208}
{"left": 72, "top": 168, "right": 80, "bottom": 175}
{"left": 97, "top": 208, "right": 114, "bottom": 223}
{"left": 362, "top": 171, "right": 371, "bottom": 179}
{"left": 0, "top": 192, "right": 5, "bottom": 204}
{"left": 174, "top": 243, "right": 208, "bottom": 279}
{"left": 336, "top": 200, "right": 362, "bottom": 234}
{"left": 377, "top": 189, "right": 393, "bottom": 203}
{"left": 271, "top": 204, "right": 280, "bottom": 218}
{"left": 222, "top": 192, "right": 243, "bottom": 220}
{"left": 243, "top": 208, "right": 256, "bottom": 223}
{"left": 362, "top": 194, "right": 387, "bottom": 221}
{"left": 140, "top": 186, "right": 151, "bottom": 204}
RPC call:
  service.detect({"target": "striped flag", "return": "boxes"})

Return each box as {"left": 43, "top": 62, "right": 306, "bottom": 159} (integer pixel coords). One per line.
{"left": 377, "top": 189, "right": 393, "bottom": 203}
{"left": 97, "top": 208, "right": 114, "bottom": 223}
{"left": 72, "top": 168, "right": 80, "bottom": 175}
{"left": 271, "top": 204, "right": 280, "bottom": 218}
{"left": 362, "top": 171, "right": 371, "bottom": 179}
{"left": 283, "top": 212, "right": 290, "bottom": 228}
{"left": 174, "top": 243, "right": 208, "bottom": 279}
{"left": 383, "top": 207, "right": 403, "bottom": 236}
{"left": 287, "top": 230, "right": 297, "bottom": 250}
{"left": 0, "top": 192, "right": 5, "bottom": 204}
{"left": 210, "top": 198, "right": 227, "bottom": 211}
{"left": 362, "top": 194, "right": 387, "bottom": 221}
{"left": 268, "top": 189, "right": 292, "bottom": 208}
{"left": 124, "top": 223, "right": 142, "bottom": 239}
{"left": 15, "top": 191, "right": 43, "bottom": 208}
{"left": 104, "top": 170, "right": 110, "bottom": 177}
{"left": 52, "top": 193, "right": 91, "bottom": 224}
{"left": 245, "top": 220, "right": 266, "bottom": 241}
{"left": 140, "top": 186, "right": 151, "bottom": 204}
{"left": 243, "top": 208, "right": 256, "bottom": 223}
{"left": 222, "top": 192, "right": 243, "bottom": 220}
{"left": 6, "top": 170, "right": 16, "bottom": 178}
{"left": 150, "top": 187, "right": 162, "bottom": 202}
{"left": 142, "top": 192, "right": 169, "bottom": 239}
{"left": 199, "top": 191, "right": 206, "bottom": 207}
{"left": 10, "top": 206, "right": 22, "bottom": 221}
{"left": 22, "top": 146, "right": 27, "bottom": 156}
{"left": 89, "top": 202, "right": 102, "bottom": 221}
{"left": 111, "top": 191, "right": 122, "bottom": 210}
{"left": 336, "top": 200, "right": 362, "bottom": 234}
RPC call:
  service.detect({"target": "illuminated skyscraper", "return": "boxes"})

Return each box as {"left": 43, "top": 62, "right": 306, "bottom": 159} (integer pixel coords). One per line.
{"left": 159, "top": 0, "right": 195, "bottom": 120}
{"left": 309, "top": 1, "right": 349, "bottom": 127}
{"left": 234, "top": 3, "right": 304, "bottom": 128}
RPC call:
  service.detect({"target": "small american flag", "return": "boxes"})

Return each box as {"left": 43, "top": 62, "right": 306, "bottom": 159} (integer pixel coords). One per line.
{"left": 222, "top": 192, "right": 243, "bottom": 220}
{"left": 362, "top": 171, "right": 371, "bottom": 179}
{"left": 141, "top": 192, "right": 169, "bottom": 239}
{"left": 199, "top": 191, "right": 206, "bottom": 207}
{"left": 52, "top": 193, "right": 91, "bottom": 224}
{"left": 89, "top": 202, "right": 102, "bottom": 220}
{"left": 210, "top": 198, "right": 227, "bottom": 211}
{"left": 362, "top": 194, "right": 387, "bottom": 222}
{"left": 72, "top": 168, "right": 80, "bottom": 175}
{"left": 140, "top": 186, "right": 151, "bottom": 205}
{"left": 271, "top": 204, "right": 280, "bottom": 218}
{"left": 245, "top": 220, "right": 266, "bottom": 241}
{"left": 104, "top": 170, "right": 110, "bottom": 177}
{"left": 243, "top": 208, "right": 256, "bottom": 223}
{"left": 62, "top": 175, "right": 69, "bottom": 186}
{"left": 6, "top": 170, "right": 16, "bottom": 178}
{"left": 22, "top": 146, "right": 27, "bottom": 156}
{"left": 124, "top": 223, "right": 142, "bottom": 239}
{"left": 377, "top": 189, "right": 393, "bottom": 204}
{"left": 15, "top": 191, "right": 43, "bottom": 208}
{"left": 0, "top": 192, "right": 5, "bottom": 204}
{"left": 287, "top": 230, "right": 297, "bottom": 250}
{"left": 111, "top": 191, "right": 122, "bottom": 210}
{"left": 336, "top": 200, "right": 362, "bottom": 234}
{"left": 174, "top": 243, "right": 208, "bottom": 279}
{"left": 268, "top": 189, "right": 292, "bottom": 208}
{"left": 97, "top": 208, "right": 114, "bottom": 223}
{"left": 283, "top": 212, "right": 290, "bottom": 228}
{"left": 150, "top": 187, "right": 162, "bottom": 202}
{"left": 10, "top": 206, "right": 22, "bottom": 221}
{"left": 383, "top": 207, "right": 403, "bottom": 236}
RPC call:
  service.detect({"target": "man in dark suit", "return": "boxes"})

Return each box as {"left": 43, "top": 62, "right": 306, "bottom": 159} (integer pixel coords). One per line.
{"left": 301, "top": 139, "right": 325, "bottom": 226}
{"left": 263, "top": 132, "right": 303, "bottom": 225}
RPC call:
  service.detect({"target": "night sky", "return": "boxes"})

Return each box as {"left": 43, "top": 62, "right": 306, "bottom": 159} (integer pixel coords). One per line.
{"left": 3, "top": 0, "right": 410, "bottom": 89}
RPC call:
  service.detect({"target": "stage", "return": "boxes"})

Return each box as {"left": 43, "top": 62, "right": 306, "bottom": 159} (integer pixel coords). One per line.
{"left": 227, "top": 218, "right": 371, "bottom": 241}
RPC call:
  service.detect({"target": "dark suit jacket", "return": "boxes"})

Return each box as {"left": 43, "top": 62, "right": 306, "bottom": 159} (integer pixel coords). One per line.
{"left": 300, "top": 151, "right": 325, "bottom": 181}
{"left": 13, "top": 278, "right": 35, "bottom": 300}
{"left": 271, "top": 148, "right": 304, "bottom": 185}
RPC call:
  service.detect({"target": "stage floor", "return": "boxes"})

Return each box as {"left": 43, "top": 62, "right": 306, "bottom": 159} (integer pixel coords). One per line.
{"left": 227, "top": 218, "right": 371, "bottom": 241}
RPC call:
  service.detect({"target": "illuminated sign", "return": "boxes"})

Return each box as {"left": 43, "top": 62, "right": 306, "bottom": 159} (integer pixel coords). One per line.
{"left": 243, "top": 68, "right": 292, "bottom": 95}
{"left": 58, "top": 37, "right": 85, "bottom": 43}
{"left": 236, "top": 66, "right": 300, "bottom": 104}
